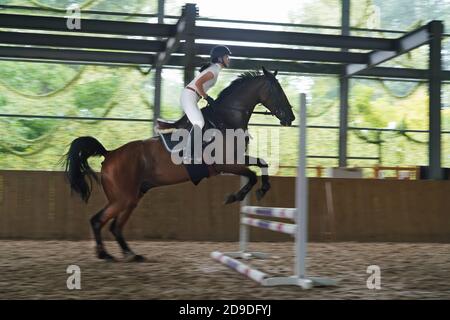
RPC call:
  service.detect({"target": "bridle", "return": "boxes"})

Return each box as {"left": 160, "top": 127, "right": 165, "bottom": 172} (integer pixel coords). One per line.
{"left": 262, "top": 78, "right": 285, "bottom": 119}
{"left": 225, "top": 105, "right": 274, "bottom": 117}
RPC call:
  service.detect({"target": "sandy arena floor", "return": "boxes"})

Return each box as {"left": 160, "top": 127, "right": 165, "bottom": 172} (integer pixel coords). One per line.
{"left": 1, "top": 241, "right": 450, "bottom": 299}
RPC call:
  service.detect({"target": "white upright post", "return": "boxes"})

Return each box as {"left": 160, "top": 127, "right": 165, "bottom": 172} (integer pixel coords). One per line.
{"left": 295, "top": 93, "right": 308, "bottom": 279}
{"left": 239, "top": 177, "right": 249, "bottom": 253}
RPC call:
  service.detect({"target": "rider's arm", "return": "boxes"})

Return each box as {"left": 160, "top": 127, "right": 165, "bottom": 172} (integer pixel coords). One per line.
{"left": 194, "top": 71, "right": 214, "bottom": 98}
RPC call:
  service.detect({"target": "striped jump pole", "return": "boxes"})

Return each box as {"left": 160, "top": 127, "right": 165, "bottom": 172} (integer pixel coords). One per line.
{"left": 211, "top": 251, "right": 267, "bottom": 284}
{"left": 211, "top": 251, "right": 314, "bottom": 288}
{"left": 241, "top": 217, "right": 296, "bottom": 235}
{"left": 241, "top": 206, "right": 296, "bottom": 220}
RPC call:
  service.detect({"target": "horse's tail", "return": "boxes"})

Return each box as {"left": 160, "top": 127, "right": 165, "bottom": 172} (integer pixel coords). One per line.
{"left": 63, "top": 136, "right": 108, "bottom": 203}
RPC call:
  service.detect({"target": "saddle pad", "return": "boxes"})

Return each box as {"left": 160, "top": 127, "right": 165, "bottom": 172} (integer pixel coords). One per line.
{"left": 159, "top": 131, "right": 211, "bottom": 185}
{"left": 159, "top": 131, "right": 186, "bottom": 153}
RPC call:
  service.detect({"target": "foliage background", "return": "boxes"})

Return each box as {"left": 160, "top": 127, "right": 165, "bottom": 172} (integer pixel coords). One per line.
{"left": 0, "top": 0, "right": 449, "bottom": 175}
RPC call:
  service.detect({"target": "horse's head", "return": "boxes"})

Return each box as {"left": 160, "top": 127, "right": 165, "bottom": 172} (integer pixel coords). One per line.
{"left": 259, "top": 67, "right": 295, "bottom": 126}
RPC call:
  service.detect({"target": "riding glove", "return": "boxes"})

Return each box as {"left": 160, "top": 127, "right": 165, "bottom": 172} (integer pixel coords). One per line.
{"left": 204, "top": 95, "right": 215, "bottom": 106}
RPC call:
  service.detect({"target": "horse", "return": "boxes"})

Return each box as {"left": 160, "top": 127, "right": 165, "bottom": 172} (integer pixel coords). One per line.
{"left": 63, "top": 67, "right": 295, "bottom": 262}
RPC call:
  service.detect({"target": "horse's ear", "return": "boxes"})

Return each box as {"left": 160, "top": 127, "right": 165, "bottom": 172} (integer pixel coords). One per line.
{"left": 262, "top": 66, "right": 269, "bottom": 76}
{"left": 274, "top": 70, "right": 278, "bottom": 77}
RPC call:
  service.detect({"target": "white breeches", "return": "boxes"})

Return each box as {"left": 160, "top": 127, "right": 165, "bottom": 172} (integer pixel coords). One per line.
{"left": 180, "top": 88, "right": 205, "bottom": 129}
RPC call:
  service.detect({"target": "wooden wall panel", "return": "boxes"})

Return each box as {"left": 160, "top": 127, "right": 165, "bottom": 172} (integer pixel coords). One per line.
{"left": 1, "top": 170, "right": 450, "bottom": 242}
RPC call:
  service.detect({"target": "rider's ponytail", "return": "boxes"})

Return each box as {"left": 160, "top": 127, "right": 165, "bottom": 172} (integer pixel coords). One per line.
{"left": 199, "top": 63, "right": 212, "bottom": 72}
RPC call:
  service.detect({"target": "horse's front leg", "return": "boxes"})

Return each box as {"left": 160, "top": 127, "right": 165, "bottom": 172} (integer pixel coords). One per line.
{"left": 245, "top": 155, "right": 270, "bottom": 200}
{"left": 213, "top": 164, "right": 257, "bottom": 204}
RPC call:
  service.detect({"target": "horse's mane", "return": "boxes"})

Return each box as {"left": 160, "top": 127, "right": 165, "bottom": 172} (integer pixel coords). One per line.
{"left": 215, "top": 71, "right": 261, "bottom": 103}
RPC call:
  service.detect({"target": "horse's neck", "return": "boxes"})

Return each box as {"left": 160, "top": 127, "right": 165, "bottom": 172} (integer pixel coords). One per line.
{"left": 213, "top": 101, "right": 258, "bottom": 130}
{"left": 215, "top": 81, "right": 262, "bottom": 129}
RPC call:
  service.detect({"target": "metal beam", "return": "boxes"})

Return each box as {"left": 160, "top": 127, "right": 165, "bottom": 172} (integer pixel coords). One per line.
{"left": 0, "top": 12, "right": 397, "bottom": 53}
{"left": 195, "top": 26, "right": 396, "bottom": 50}
{"left": 0, "top": 13, "right": 174, "bottom": 37}
{"left": 194, "top": 57, "right": 450, "bottom": 80}
{"left": 0, "top": 16, "right": 365, "bottom": 66}
{"left": 0, "top": 29, "right": 367, "bottom": 66}
{"left": 1, "top": 45, "right": 449, "bottom": 81}
{"left": 0, "top": 52, "right": 345, "bottom": 75}
{"left": 155, "top": 7, "right": 187, "bottom": 67}
{"left": 187, "top": 43, "right": 368, "bottom": 64}
{"left": 193, "top": 57, "right": 343, "bottom": 75}
{"left": 0, "top": 4, "right": 159, "bottom": 19}
{"left": 346, "top": 23, "right": 431, "bottom": 77}
{"left": 0, "top": 46, "right": 154, "bottom": 65}
{"left": 0, "top": 13, "right": 395, "bottom": 50}
{"left": 428, "top": 20, "right": 444, "bottom": 180}
{"left": 358, "top": 66, "right": 428, "bottom": 79}
{"left": 0, "top": 31, "right": 165, "bottom": 53}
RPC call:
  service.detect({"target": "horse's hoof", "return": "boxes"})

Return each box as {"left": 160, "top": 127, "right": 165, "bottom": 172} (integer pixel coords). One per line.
{"left": 256, "top": 189, "right": 266, "bottom": 201}
{"left": 224, "top": 194, "right": 237, "bottom": 204}
{"left": 97, "top": 251, "right": 116, "bottom": 262}
{"left": 125, "top": 254, "right": 146, "bottom": 263}
{"left": 133, "top": 255, "right": 146, "bottom": 262}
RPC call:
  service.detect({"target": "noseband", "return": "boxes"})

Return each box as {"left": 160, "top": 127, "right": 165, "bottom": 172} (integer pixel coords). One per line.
{"left": 265, "top": 79, "right": 284, "bottom": 118}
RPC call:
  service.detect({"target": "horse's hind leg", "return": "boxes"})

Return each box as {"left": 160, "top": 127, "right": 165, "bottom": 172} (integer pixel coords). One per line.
{"left": 109, "top": 200, "right": 145, "bottom": 262}
{"left": 245, "top": 155, "right": 271, "bottom": 200}
{"left": 214, "top": 164, "right": 257, "bottom": 204}
{"left": 90, "top": 205, "right": 117, "bottom": 261}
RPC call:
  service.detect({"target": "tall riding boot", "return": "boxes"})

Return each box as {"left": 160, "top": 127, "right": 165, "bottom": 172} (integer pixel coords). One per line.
{"left": 183, "top": 125, "right": 203, "bottom": 164}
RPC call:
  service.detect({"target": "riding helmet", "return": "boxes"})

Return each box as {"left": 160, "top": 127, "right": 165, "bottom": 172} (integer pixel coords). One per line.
{"left": 210, "top": 45, "right": 232, "bottom": 62}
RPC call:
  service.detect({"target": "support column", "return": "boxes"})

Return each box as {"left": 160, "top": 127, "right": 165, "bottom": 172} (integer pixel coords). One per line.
{"left": 338, "top": 0, "right": 350, "bottom": 167}
{"left": 183, "top": 3, "right": 197, "bottom": 86}
{"left": 153, "top": 0, "right": 164, "bottom": 133}
{"left": 428, "top": 21, "right": 443, "bottom": 180}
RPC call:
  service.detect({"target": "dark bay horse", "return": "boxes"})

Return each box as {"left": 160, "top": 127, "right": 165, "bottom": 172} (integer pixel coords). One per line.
{"left": 63, "top": 67, "right": 295, "bottom": 261}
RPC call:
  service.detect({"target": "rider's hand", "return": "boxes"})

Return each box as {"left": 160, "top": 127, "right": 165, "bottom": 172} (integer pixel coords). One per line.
{"left": 204, "top": 95, "right": 215, "bottom": 106}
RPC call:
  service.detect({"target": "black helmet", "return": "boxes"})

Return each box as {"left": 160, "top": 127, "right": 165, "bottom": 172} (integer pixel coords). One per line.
{"left": 210, "top": 45, "right": 232, "bottom": 62}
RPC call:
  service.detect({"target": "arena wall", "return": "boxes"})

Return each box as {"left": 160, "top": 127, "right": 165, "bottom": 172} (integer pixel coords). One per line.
{"left": 1, "top": 170, "right": 450, "bottom": 242}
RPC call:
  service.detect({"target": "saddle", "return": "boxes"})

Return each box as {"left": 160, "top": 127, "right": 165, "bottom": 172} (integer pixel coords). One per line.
{"left": 155, "top": 118, "right": 187, "bottom": 133}
{"left": 156, "top": 106, "right": 221, "bottom": 132}
{"left": 156, "top": 106, "right": 222, "bottom": 153}
{"left": 156, "top": 104, "right": 252, "bottom": 185}
{"left": 156, "top": 106, "right": 221, "bottom": 186}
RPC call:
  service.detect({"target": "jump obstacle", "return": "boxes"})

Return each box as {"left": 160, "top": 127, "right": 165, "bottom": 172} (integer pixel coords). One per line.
{"left": 211, "top": 93, "right": 336, "bottom": 289}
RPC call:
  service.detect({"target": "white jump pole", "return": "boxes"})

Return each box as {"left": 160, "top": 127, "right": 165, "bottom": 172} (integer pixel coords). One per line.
{"left": 241, "top": 206, "right": 296, "bottom": 219}
{"left": 241, "top": 217, "right": 296, "bottom": 235}
{"left": 211, "top": 251, "right": 268, "bottom": 284}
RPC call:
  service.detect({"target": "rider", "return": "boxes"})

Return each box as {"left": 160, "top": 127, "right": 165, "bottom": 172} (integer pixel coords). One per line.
{"left": 180, "top": 45, "right": 231, "bottom": 163}
{"left": 181, "top": 45, "right": 232, "bottom": 129}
